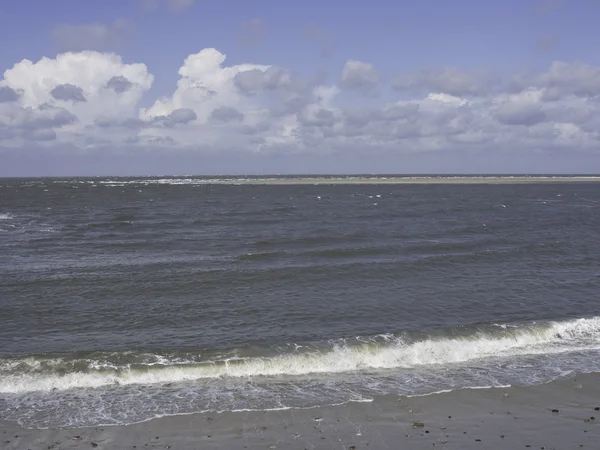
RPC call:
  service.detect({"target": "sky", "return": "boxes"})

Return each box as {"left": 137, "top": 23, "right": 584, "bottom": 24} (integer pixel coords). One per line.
{"left": 1, "top": 0, "right": 600, "bottom": 176}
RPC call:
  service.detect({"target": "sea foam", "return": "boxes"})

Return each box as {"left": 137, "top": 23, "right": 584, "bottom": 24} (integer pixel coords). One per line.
{"left": 1, "top": 316, "right": 599, "bottom": 394}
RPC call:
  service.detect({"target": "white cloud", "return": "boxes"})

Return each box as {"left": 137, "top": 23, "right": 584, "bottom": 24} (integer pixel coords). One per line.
{"left": 2, "top": 48, "right": 600, "bottom": 168}
{"left": 142, "top": 48, "right": 267, "bottom": 122}
{"left": 209, "top": 106, "right": 244, "bottom": 123}
{"left": 393, "top": 68, "right": 498, "bottom": 97}
{"left": 340, "top": 60, "right": 379, "bottom": 90}
{"left": 2, "top": 51, "right": 152, "bottom": 124}
{"left": 51, "top": 84, "right": 87, "bottom": 102}
{"left": 0, "top": 51, "right": 152, "bottom": 148}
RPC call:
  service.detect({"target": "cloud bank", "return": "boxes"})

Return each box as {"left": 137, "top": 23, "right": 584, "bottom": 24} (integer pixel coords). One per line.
{"left": 1, "top": 47, "right": 600, "bottom": 174}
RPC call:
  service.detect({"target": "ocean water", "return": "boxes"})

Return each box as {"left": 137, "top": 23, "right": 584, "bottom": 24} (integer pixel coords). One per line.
{"left": 1, "top": 176, "right": 600, "bottom": 428}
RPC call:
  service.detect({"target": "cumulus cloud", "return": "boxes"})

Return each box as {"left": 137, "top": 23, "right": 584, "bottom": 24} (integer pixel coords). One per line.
{"left": 153, "top": 108, "right": 198, "bottom": 127}
{"left": 0, "top": 104, "right": 76, "bottom": 143}
{"left": 141, "top": 48, "right": 267, "bottom": 122}
{"left": 233, "top": 67, "right": 290, "bottom": 95}
{"left": 51, "top": 84, "right": 87, "bottom": 102}
{"left": 2, "top": 46, "right": 600, "bottom": 169}
{"left": 2, "top": 51, "right": 152, "bottom": 123}
{"left": 29, "top": 129, "right": 57, "bottom": 142}
{"left": 393, "top": 67, "right": 498, "bottom": 97}
{"left": 52, "top": 19, "right": 133, "bottom": 52}
{"left": 340, "top": 60, "right": 379, "bottom": 90}
{"left": 495, "top": 101, "right": 547, "bottom": 126}
{"left": 209, "top": 106, "right": 244, "bottom": 123}
{"left": 14, "top": 106, "right": 78, "bottom": 130}
{"left": 106, "top": 75, "right": 134, "bottom": 93}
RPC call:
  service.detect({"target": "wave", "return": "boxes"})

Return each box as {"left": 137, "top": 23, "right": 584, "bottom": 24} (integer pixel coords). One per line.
{"left": 2, "top": 316, "right": 600, "bottom": 394}
{"left": 0, "top": 212, "right": 13, "bottom": 220}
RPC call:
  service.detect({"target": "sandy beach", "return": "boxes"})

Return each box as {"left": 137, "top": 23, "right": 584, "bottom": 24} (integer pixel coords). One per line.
{"left": 219, "top": 176, "right": 600, "bottom": 185}
{"left": 3, "top": 373, "right": 599, "bottom": 450}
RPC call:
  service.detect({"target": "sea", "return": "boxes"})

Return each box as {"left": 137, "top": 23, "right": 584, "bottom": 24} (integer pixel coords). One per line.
{"left": 1, "top": 175, "right": 600, "bottom": 429}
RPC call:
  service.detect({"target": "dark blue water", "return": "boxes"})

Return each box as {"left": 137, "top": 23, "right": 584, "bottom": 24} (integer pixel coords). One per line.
{"left": 1, "top": 176, "right": 600, "bottom": 428}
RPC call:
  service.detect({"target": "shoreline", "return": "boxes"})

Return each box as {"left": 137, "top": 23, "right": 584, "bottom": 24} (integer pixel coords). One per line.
{"left": 4, "top": 373, "right": 600, "bottom": 449}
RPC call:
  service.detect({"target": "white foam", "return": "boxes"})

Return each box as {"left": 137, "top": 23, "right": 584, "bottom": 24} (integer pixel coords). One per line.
{"left": 0, "top": 213, "right": 13, "bottom": 220}
{"left": 2, "top": 316, "right": 600, "bottom": 394}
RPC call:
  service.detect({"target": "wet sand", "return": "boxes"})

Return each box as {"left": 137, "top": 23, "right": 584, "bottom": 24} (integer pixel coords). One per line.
{"left": 226, "top": 176, "right": 600, "bottom": 185}
{"left": 3, "top": 373, "right": 600, "bottom": 449}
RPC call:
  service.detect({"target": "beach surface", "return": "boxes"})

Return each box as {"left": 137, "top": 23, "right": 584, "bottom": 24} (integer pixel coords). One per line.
{"left": 3, "top": 373, "right": 599, "bottom": 450}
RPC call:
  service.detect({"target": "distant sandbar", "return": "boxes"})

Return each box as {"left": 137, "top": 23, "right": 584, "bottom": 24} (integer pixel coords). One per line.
{"left": 229, "top": 176, "right": 600, "bottom": 185}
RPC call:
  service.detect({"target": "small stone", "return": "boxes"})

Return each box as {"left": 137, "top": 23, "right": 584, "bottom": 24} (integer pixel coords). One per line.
{"left": 595, "top": 407, "right": 600, "bottom": 411}
{"left": 448, "top": 416, "right": 452, "bottom": 419}
{"left": 425, "top": 430, "right": 430, "bottom": 434}
{"left": 551, "top": 409, "right": 559, "bottom": 413}
{"left": 501, "top": 435, "right": 505, "bottom": 438}
{"left": 591, "top": 417, "right": 596, "bottom": 420}
{"left": 91, "top": 444, "right": 98, "bottom": 448}
{"left": 475, "top": 439, "right": 481, "bottom": 442}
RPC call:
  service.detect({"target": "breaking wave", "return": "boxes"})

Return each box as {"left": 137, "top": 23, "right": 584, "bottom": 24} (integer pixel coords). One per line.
{"left": 2, "top": 316, "right": 599, "bottom": 394}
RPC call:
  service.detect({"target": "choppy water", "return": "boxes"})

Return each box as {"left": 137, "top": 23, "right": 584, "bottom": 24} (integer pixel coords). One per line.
{"left": 1, "top": 176, "right": 600, "bottom": 428}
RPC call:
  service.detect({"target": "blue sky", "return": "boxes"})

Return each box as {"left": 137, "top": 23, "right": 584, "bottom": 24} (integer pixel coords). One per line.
{"left": 1, "top": 0, "right": 600, "bottom": 175}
